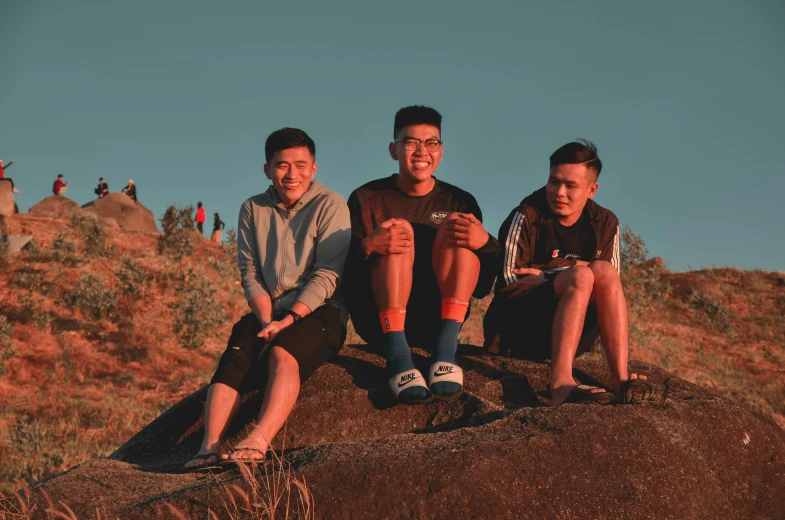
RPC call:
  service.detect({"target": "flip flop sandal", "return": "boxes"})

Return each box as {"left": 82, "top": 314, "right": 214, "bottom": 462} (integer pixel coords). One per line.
{"left": 563, "top": 385, "right": 615, "bottom": 405}
{"left": 427, "top": 362, "right": 464, "bottom": 402}
{"left": 389, "top": 368, "right": 434, "bottom": 405}
{"left": 620, "top": 378, "right": 653, "bottom": 404}
{"left": 184, "top": 452, "right": 221, "bottom": 472}
{"left": 222, "top": 447, "right": 267, "bottom": 466}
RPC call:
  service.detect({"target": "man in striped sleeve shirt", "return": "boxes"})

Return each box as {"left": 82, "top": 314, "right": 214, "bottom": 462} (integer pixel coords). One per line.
{"left": 483, "top": 139, "right": 652, "bottom": 406}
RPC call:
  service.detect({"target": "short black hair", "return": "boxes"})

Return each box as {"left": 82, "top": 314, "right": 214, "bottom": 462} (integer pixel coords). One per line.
{"left": 265, "top": 128, "right": 315, "bottom": 164}
{"left": 57, "top": 174, "right": 63, "bottom": 178}
{"left": 394, "top": 106, "right": 442, "bottom": 139}
{"left": 99, "top": 177, "right": 104, "bottom": 181}
{"left": 549, "top": 139, "right": 603, "bottom": 178}
{"left": 197, "top": 202, "right": 202, "bottom": 208}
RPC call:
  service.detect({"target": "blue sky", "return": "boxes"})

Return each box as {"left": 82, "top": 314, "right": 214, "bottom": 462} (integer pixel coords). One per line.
{"left": 1, "top": 0, "right": 783, "bottom": 271}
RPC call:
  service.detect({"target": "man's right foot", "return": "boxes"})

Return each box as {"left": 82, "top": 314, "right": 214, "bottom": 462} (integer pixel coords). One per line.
{"left": 385, "top": 330, "right": 429, "bottom": 402}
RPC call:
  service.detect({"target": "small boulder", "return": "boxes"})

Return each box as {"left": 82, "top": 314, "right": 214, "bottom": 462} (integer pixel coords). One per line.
{"left": 29, "top": 195, "right": 82, "bottom": 220}
{"left": 81, "top": 193, "right": 157, "bottom": 233}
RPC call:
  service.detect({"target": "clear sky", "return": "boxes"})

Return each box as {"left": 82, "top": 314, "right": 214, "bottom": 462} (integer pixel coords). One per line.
{"left": 1, "top": 0, "right": 783, "bottom": 271}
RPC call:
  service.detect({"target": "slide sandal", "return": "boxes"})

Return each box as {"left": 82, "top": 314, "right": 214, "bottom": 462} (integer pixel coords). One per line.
{"left": 428, "top": 362, "right": 464, "bottom": 402}
{"left": 389, "top": 368, "right": 434, "bottom": 405}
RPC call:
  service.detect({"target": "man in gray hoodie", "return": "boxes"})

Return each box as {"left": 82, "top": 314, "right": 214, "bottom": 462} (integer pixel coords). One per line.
{"left": 185, "top": 128, "right": 351, "bottom": 470}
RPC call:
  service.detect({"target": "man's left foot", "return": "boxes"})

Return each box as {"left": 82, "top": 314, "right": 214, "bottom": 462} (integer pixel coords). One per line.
{"left": 428, "top": 361, "right": 464, "bottom": 401}
{"left": 222, "top": 437, "right": 268, "bottom": 462}
{"left": 619, "top": 374, "right": 653, "bottom": 404}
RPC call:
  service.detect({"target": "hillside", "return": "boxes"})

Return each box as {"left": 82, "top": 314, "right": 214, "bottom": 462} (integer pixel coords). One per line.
{"left": 0, "top": 211, "right": 784, "bottom": 499}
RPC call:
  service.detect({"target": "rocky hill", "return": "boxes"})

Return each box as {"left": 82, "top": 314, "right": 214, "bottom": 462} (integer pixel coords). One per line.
{"left": 1, "top": 211, "right": 784, "bottom": 518}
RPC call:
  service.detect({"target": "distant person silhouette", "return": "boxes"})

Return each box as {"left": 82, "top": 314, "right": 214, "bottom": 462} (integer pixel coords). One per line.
{"left": 53, "top": 174, "right": 68, "bottom": 195}
{"left": 211, "top": 212, "right": 225, "bottom": 243}
{"left": 196, "top": 202, "right": 206, "bottom": 235}
{"left": 94, "top": 177, "right": 109, "bottom": 198}
{"left": 121, "top": 179, "right": 137, "bottom": 203}
{"left": 0, "top": 158, "right": 20, "bottom": 194}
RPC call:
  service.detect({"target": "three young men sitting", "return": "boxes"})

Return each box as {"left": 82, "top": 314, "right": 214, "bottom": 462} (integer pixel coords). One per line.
{"left": 186, "top": 110, "right": 650, "bottom": 470}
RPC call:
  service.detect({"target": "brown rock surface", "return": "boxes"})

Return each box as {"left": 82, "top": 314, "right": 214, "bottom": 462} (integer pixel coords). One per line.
{"left": 12, "top": 345, "right": 785, "bottom": 519}
{"left": 81, "top": 192, "right": 157, "bottom": 233}
{"left": 0, "top": 179, "right": 16, "bottom": 216}
{"left": 28, "top": 195, "right": 82, "bottom": 220}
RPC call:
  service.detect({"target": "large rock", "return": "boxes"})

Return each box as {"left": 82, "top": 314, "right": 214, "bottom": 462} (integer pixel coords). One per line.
{"left": 0, "top": 179, "right": 18, "bottom": 217}
{"left": 28, "top": 195, "right": 81, "bottom": 220}
{"left": 11, "top": 345, "right": 785, "bottom": 519}
{"left": 81, "top": 192, "right": 157, "bottom": 233}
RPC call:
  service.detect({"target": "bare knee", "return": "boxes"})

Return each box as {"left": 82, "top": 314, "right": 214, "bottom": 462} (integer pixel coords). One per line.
{"left": 269, "top": 346, "right": 299, "bottom": 374}
{"left": 558, "top": 265, "right": 595, "bottom": 294}
{"left": 588, "top": 260, "right": 620, "bottom": 288}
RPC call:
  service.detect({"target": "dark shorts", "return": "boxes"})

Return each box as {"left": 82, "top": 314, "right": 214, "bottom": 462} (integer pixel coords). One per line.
{"left": 211, "top": 304, "right": 346, "bottom": 393}
{"left": 349, "top": 289, "right": 443, "bottom": 348}
{"left": 484, "top": 278, "right": 599, "bottom": 361}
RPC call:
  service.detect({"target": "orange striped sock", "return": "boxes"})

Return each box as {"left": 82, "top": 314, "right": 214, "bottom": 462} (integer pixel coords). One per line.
{"left": 441, "top": 298, "right": 469, "bottom": 323}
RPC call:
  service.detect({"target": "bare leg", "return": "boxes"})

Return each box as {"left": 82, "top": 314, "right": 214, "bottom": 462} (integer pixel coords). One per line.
{"left": 370, "top": 230, "right": 414, "bottom": 310}
{"left": 184, "top": 383, "right": 240, "bottom": 468}
{"left": 588, "top": 261, "right": 646, "bottom": 394}
{"left": 432, "top": 213, "right": 480, "bottom": 301}
{"left": 224, "top": 346, "right": 301, "bottom": 460}
{"left": 549, "top": 266, "right": 597, "bottom": 406}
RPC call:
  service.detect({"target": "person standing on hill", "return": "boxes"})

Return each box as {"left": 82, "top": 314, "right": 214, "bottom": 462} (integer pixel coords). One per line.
{"left": 483, "top": 139, "right": 653, "bottom": 406}
{"left": 195, "top": 202, "right": 206, "bottom": 235}
{"left": 0, "top": 159, "right": 20, "bottom": 194}
{"left": 94, "top": 177, "right": 109, "bottom": 197}
{"left": 184, "top": 127, "right": 351, "bottom": 470}
{"left": 211, "top": 212, "right": 225, "bottom": 243}
{"left": 0, "top": 158, "right": 14, "bottom": 179}
{"left": 52, "top": 174, "right": 68, "bottom": 195}
{"left": 121, "top": 179, "right": 137, "bottom": 203}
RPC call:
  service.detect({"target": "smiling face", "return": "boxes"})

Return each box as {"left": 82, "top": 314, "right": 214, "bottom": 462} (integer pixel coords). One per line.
{"left": 545, "top": 163, "right": 599, "bottom": 226}
{"left": 389, "top": 124, "right": 442, "bottom": 194}
{"left": 263, "top": 146, "right": 318, "bottom": 208}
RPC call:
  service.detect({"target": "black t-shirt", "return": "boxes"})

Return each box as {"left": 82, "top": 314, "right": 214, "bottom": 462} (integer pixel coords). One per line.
{"left": 344, "top": 174, "right": 500, "bottom": 304}
{"left": 541, "top": 213, "right": 596, "bottom": 274}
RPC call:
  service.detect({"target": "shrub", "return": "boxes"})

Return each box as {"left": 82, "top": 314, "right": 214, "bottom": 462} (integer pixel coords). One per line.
{"left": 16, "top": 290, "right": 35, "bottom": 323}
{"left": 210, "top": 228, "right": 240, "bottom": 283}
{"left": 689, "top": 291, "right": 734, "bottom": 334}
{"left": 170, "top": 269, "right": 227, "bottom": 350}
{"left": 63, "top": 273, "right": 117, "bottom": 320}
{"left": 69, "top": 211, "right": 108, "bottom": 257}
{"left": 0, "top": 315, "right": 18, "bottom": 376}
{"left": 621, "top": 227, "right": 669, "bottom": 314}
{"left": 157, "top": 205, "right": 194, "bottom": 261}
{"left": 10, "top": 267, "right": 46, "bottom": 293}
{"left": 115, "top": 254, "right": 149, "bottom": 296}
{"left": 51, "top": 228, "right": 80, "bottom": 264}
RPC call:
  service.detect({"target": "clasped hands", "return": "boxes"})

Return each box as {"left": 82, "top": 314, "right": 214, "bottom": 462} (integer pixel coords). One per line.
{"left": 362, "top": 213, "right": 489, "bottom": 256}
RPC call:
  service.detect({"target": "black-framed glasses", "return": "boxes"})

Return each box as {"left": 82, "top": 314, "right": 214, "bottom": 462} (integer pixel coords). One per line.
{"left": 394, "top": 138, "right": 443, "bottom": 153}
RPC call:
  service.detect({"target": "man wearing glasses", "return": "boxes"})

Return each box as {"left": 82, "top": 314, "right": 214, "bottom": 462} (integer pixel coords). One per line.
{"left": 344, "top": 106, "right": 499, "bottom": 404}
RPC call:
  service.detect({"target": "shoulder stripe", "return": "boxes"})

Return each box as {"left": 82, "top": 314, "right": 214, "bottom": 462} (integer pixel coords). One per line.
{"left": 503, "top": 211, "right": 525, "bottom": 285}
{"left": 611, "top": 225, "right": 620, "bottom": 273}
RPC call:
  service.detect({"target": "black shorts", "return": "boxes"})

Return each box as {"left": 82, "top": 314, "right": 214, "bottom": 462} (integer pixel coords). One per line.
{"left": 484, "top": 278, "right": 599, "bottom": 361}
{"left": 211, "top": 304, "right": 346, "bottom": 393}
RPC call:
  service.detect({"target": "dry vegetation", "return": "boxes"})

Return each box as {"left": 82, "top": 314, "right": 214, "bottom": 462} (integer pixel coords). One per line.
{"left": 1, "top": 212, "right": 784, "bottom": 515}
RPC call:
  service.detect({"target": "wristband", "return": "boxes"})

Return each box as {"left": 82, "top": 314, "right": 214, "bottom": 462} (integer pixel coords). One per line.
{"left": 285, "top": 310, "right": 303, "bottom": 323}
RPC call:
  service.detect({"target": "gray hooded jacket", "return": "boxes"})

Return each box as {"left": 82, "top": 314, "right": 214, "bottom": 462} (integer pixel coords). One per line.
{"left": 237, "top": 179, "right": 351, "bottom": 319}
